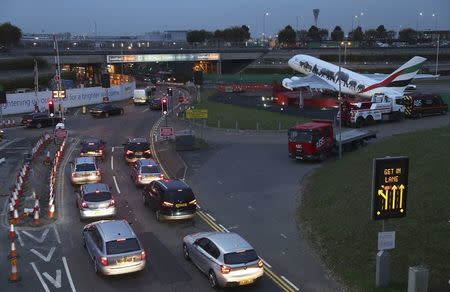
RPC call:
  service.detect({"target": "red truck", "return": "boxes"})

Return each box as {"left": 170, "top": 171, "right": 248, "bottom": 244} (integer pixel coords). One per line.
{"left": 288, "top": 120, "right": 376, "bottom": 161}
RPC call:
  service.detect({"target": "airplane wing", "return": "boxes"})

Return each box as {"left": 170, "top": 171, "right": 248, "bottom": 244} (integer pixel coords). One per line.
{"left": 282, "top": 75, "right": 336, "bottom": 91}
{"left": 363, "top": 73, "right": 439, "bottom": 81}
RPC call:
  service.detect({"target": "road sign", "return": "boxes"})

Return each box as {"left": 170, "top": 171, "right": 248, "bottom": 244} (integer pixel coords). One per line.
{"left": 52, "top": 90, "right": 66, "bottom": 99}
{"left": 186, "top": 109, "right": 208, "bottom": 119}
{"left": 378, "top": 231, "right": 396, "bottom": 250}
{"left": 54, "top": 74, "right": 60, "bottom": 81}
{"left": 103, "top": 96, "right": 109, "bottom": 103}
{"left": 371, "top": 156, "right": 409, "bottom": 220}
{"left": 159, "top": 127, "right": 174, "bottom": 138}
{"left": 54, "top": 128, "right": 68, "bottom": 140}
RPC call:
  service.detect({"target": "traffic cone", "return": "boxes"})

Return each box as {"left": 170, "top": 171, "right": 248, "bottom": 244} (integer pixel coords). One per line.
{"left": 32, "top": 210, "right": 40, "bottom": 226}
{"left": 9, "top": 203, "right": 15, "bottom": 217}
{"left": 12, "top": 120, "right": 16, "bottom": 127}
{"left": 44, "top": 151, "right": 51, "bottom": 166}
{"left": 12, "top": 191, "right": 20, "bottom": 206}
{"left": 9, "top": 209, "right": 19, "bottom": 225}
{"left": 6, "top": 120, "right": 11, "bottom": 127}
{"left": 48, "top": 204, "right": 55, "bottom": 219}
{"left": 8, "top": 241, "right": 18, "bottom": 259}
{"left": 9, "top": 224, "right": 17, "bottom": 240}
{"left": 34, "top": 199, "right": 40, "bottom": 212}
{"left": 9, "top": 257, "right": 21, "bottom": 282}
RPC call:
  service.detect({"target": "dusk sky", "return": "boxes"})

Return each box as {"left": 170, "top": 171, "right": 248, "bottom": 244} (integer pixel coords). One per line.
{"left": 1, "top": 0, "right": 449, "bottom": 37}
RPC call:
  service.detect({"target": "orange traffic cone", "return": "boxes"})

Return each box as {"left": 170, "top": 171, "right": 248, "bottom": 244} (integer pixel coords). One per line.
{"left": 9, "top": 224, "right": 17, "bottom": 240}
{"left": 8, "top": 241, "right": 19, "bottom": 259}
{"left": 9, "top": 257, "right": 21, "bottom": 282}
{"left": 44, "top": 151, "right": 51, "bottom": 166}
{"left": 32, "top": 210, "right": 40, "bottom": 226}
{"left": 48, "top": 204, "right": 55, "bottom": 219}
{"left": 9, "top": 203, "right": 15, "bottom": 217}
{"left": 34, "top": 199, "right": 40, "bottom": 212}
{"left": 12, "top": 191, "right": 20, "bottom": 206}
{"left": 9, "top": 209, "right": 19, "bottom": 225}
{"left": 12, "top": 120, "right": 16, "bottom": 127}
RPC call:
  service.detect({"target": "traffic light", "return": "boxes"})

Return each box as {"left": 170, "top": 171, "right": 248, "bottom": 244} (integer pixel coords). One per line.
{"left": 101, "top": 73, "right": 110, "bottom": 88}
{"left": 48, "top": 99, "right": 55, "bottom": 115}
{"left": 167, "top": 87, "right": 173, "bottom": 96}
{"left": 161, "top": 97, "right": 168, "bottom": 115}
{"left": 0, "top": 84, "right": 6, "bottom": 104}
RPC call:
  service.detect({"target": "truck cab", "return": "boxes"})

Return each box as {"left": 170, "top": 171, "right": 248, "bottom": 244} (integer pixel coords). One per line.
{"left": 288, "top": 120, "right": 334, "bottom": 161}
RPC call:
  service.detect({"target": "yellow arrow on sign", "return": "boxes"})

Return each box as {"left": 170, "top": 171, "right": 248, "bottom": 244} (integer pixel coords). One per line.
{"left": 399, "top": 184, "right": 405, "bottom": 209}
{"left": 391, "top": 185, "right": 397, "bottom": 209}
{"left": 378, "top": 189, "right": 389, "bottom": 210}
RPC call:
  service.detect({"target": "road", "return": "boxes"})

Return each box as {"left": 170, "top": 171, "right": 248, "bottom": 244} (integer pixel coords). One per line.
{"left": 0, "top": 86, "right": 284, "bottom": 292}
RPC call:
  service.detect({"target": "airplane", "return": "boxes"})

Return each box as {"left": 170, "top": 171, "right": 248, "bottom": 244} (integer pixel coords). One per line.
{"left": 282, "top": 54, "right": 430, "bottom": 98}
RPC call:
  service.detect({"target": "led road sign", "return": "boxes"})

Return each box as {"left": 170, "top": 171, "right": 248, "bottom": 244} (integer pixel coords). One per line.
{"left": 371, "top": 156, "right": 409, "bottom": 220}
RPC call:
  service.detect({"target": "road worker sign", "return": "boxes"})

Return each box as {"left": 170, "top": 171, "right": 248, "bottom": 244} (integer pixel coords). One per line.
{"left": 371, "top": 156, "right": 409, "bottom": 220}
{"left": 186, "top": 109, "right": 208, "bottom": 119}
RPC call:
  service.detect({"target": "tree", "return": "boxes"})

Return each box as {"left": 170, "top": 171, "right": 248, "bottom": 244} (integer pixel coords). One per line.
{"left": 319, "top": 29, "right": 329, "bottom": 41}
{"left": 375, "top": 25, "right": 387, "bottom": 40}
{"left": 399, "top": 28, "right": 417, "bottom": 44}
{"left": 186, "top": 30, "right": 213, "bottom": 44}
{"left": 0, "top": 22, "right": 22, "bottom": 47}
{"left": 306, "top": 25, "right": 321, "bottom": 41}
{"left": 331, "top": 26, "right": 344, "bottom": 41}
{"left": 277, "top": 25, "right": 296, "bottom": 46}
{"left": 365, "top": 29, "right": 377, "bottom": 41}
{"left": 213, "top": 26, "right": 251, "bottom": 43}
{"left": 349, "top": 26, "right": 364, "bottom": 42}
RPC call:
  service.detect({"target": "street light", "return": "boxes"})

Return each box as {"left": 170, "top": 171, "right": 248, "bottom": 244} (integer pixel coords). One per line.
{"left": 416, "top": 12, "right": 423, "bottom": 31}
{"left": 341, "top": 41, "right": 351, "bottom": 65}
{"left": 352, "top": 15, "right": 358, "bottom": 31}
{"left": 432, "top": 13, "right": 438, "bottom": 30}
{"left": 263, "top": 12, "right": 269, "bottom": 43}
{"left": 337, "top": 42, "right": 346, "bottom": 159}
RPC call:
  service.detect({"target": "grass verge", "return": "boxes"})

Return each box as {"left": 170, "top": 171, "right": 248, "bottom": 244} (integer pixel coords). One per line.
{"left": 298, "top": 125, "right": 450, "bottom": 291}
{"left": 190, "top": 89, "right": 308, "bottom": 130}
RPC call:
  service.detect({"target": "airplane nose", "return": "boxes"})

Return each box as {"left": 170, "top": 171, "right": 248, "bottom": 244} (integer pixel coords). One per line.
{"left": 288, "top": 58, "right": 294, "bottom": 68}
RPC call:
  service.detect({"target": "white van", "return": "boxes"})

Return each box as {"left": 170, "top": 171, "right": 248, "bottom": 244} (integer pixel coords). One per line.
{"left": 133, "top": 88, "right": 151, "bottom": 105}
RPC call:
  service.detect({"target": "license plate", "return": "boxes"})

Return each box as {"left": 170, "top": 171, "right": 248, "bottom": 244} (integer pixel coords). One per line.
{"left": 239, "top": 279, "right": 254, "bottom": 286}
{"left": 135, "top": 152, "right": 143, "bottom": 155}
{"left": 116, "top": 256, "right": 133, "bottom": 264}
{"left": 87, "top": 151, "right": 96, "bottom": 155}
{"left": 175, "top": 203, "right": 187, "bottom": 208}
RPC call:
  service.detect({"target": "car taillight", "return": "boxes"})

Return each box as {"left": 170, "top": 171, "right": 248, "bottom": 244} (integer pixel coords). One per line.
{"left": 80, "top": 152, "right": 85, "bottom": 156}
{"left": 95, "top": 170, "right": 100, "bottom": 176}
{"left": 27, "top": 119, "right": 32, "bottom": 122}
{"left": 126, "top": 150, "right": 133, "bottom": 155}
{"left": 220, "top": 265, "right": 231, "bottom": 274}
{"left": 159, "top": 174, "right": 164, "bottom": 179}
{"left": 258, "top": 259, "right": 264, "bottom": 268}
{"left": 99, "top": 149, "right": 103, "bottom": 154}
{"left": 189, "top": 199, "right": 197, "bottom": 205}
{"left": 100, "top": 256, "right": 108, "bottom": 266}
{"left": 81, "top": 201, "right": 88, "bottom": 208}
{"left": 162, "top": 201, "right": 173, "bottom": 207}
{"left": 138, "top": 174, "right": 142, "bottom": 181}
{"left": 140, "top": 250, "right": 146, "bottom": 260}
{"left": 109, "top": 198, "right": 115, "bottom": 206}
{"left": 72, "top": 172, "right": 78, "bottom": 177}
{"left": 145, "top": 150, "right": 151, "bottom": 154}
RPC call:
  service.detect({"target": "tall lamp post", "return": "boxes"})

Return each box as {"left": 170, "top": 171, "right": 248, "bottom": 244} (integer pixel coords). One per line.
{"left": 432, "top": 13, "right": 438, "bottom": 30}
{"left": 416, "top": 12, "right": 423, "bottom": 31}
{"left": 338, "top": 43, "right": 343, "bottom": 159}
{"left": 263, "top": 12, "right": 269, "bottom": 44}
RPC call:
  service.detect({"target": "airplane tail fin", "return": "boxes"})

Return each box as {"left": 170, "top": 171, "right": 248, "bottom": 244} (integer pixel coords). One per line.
{"left": 381, "top": 56, "right": 427, "bottom": 92}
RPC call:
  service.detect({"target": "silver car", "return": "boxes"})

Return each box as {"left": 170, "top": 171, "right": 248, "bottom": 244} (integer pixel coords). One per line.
{"left": 183, "top": 232, "right": 264, "bottom": 288}
{"left": 130, "top": 159, "right": 163, "bottom": 186}
{"left": 82, "top": 220, "right": 146, "bottom": 276}
{"left": 71, "top": 157, "right": 102, "bottom": 185}
{"left": 76, "top": 183, "right": 117, "bottom": 220}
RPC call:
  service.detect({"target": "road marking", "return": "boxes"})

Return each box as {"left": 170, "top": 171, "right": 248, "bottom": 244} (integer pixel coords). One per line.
{"left": 197, "top": 212, "right": 221, "bottom": 232}
{"left": 113, "top": 176, "right": 121, "bottom": 194}
{"left": 16, "top": 231, "right": 24, "bottom": 246}
{"left": 30, "top": 247, "right": 56, "bottom": 262}
{"left": 31, "top": 262, "right": 51, "bottom": 292}
{"left": 0, "top": 157, "right": 5, "bottom": 164}
{"left": 111, "top": 156, "right": 114, "bottom": 170}
{"left": 228, "top": 226, "right": 238, "bottom": 230}
{"left": 73, "top": 108, "right": 80, "bottom": 116}
{"left": 264, "top": 267, "right": 296, "bottom": 292}
{"left": 112, "top": 146, "right": 115, "bottom": 153}
{"left": 43, "top": 270, "right": 62, "bottom": 288}
{"left": 22, "top": 228, "right": 50, "bottom": 244}
{"left": 114, "top": 146, "right": 124, "bottom": 149}
{"left": 260, "top": 257, "right": 272, "bottom": 268}
{"left": 217, "top": 180, "right": 223, "bottom": 184}
{"left": 280, "top": 233, "right": 287, "bottom": 239}
{"left": 62, "top": 257, "right": 77, "bottom": 292}
{"left": 281, "top": 276, "right": 300, "bottom": 291}
{"left": 218, "top": 224, "right": 229, "bottom": 232}
{"left": 143, "top": 108, "right": 149, "bottom": 112}
{"left": 53, "top": 225, "right": 61, "bottom": 244}
{"left": 205, "top": 213, "right": 216, "bottom": 221}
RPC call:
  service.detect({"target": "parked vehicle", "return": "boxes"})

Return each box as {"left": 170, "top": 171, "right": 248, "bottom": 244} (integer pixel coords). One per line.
{"left": 142, "top": 179, "right": 197, "bottom": 221}
{"left": 149, "top": 97, "right": 162, "bottom": 110}
{"left": 133, "top": 88, "right": 152, "bottom": 105}
{"left": 21, "top": 112, "right": 62, "bottom": 129}
{"left": 76, "top": 183, "right": 116, "bottom": 220}
{"left": 90, "top": 104, "right": 124, "bottom": 118}
{"left": 82, "top": 220, "right": 146, "bottom": 275}
{"left": 70, "top": 157, "right": 102, "bottom": 185}
{"left": 288, "top": 119, "right": 376, "bottom": 161}
{"left": 123, "top": 138, "right": 151, "bottom": 163}
{"left": 130, "top": 159, "right": 163, "bottom": 186}
{"left": 403, "top": 94, "right": 448, "bottom": 118}
{"left": 183, "top": 232, "right": 264, "bottom": 288}
{"left": 80, "top": 138, "right": 106, "bottom": 161}
{"left": 339, "top": 93, "right": 405, "bottom": 127}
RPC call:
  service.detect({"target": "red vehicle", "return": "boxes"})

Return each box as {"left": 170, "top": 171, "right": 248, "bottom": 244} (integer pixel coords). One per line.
{"left": 288, "top": 120, "right": 376, "bottom": 161}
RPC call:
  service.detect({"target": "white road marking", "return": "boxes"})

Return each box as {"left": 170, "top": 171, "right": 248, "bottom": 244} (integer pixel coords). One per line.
{"left": 53, "top": 225, "right": 61, "bottom": 244}
{"left": 217, "top": 180, "right": 223, "bottom": 184}
{"left": 112, "top": 146, "right": 115, "bottom": 153}
{"left": 113, "top": 176, "right": 121, "bottom": 194}
{"left": 218, "top": 224, "right": 229, "bottom": 232}
{"left": 16, "top": 231, "right": 24, "bottom": 246}
{"left": 228, "top": 226, "right": 239, "bottom": 230}
{"left": 206, "top": 213, "right": 216, "bottom": 221}
{"left": 260, "top": 258, "right": 272, "bottom": 268}
{"left": 31, "top": 262, "right": 51, "bottom": 292}
{"left": 281, "top": 276, "right": 300, "bottom": 291}
{"left": 0, "top": 157, "right": 5, "bottom": 164}
{"left": 22, "top": 228, "right": 50, "bottom": 243}
{"left": 142, "top": 108, "right": 149, "bottom": 112}
{"left": 43, "top": 270, "right": 62, "bottom": 288}
{"left": 30, "top": 247, "right": 56, "bottom": 262}
{"left": 114, "top": 146, "right": 124, "bottom": 149}
{"left": 280, "top": 233, "right": 287, "bottom": 239}
{"left": 73, "top": 108, "right": 80, "bottom": 116}
{"left": 111, "top": 156, "right": 114, "bottom": 170}
{"left": 62, "top": 257, "right": 77, "bottom": 292}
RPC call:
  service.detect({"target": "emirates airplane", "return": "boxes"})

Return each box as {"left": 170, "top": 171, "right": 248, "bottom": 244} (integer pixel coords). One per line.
{"left": 282, "top": 54, "right": 431, "bottom": 98}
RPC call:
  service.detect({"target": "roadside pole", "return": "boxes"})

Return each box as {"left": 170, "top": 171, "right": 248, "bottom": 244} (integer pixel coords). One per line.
{"left": 53, "top": 35, "right": 64, "bottom": 121}
{"left": 338, "top": 44, "right": 343, "bottom": 159}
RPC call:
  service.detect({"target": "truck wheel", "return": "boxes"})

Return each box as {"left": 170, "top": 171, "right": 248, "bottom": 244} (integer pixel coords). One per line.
{"left": 441, "top": 109, "right": 447, "bottom": 115}
{"left": 355, "top": 117, "right": 364, "bottom": 128}
{"left": 417, "top": 112, "right": 423, "bottom": 119}
{"left": 35, "top": 123, "right": 42, "bottom": 129}
{"left": 366, "top": 116, "right": 375, "bottom": 126}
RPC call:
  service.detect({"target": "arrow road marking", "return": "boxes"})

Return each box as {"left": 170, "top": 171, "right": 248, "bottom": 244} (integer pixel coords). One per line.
{"left": 30, "top": 247, "right": 56, "bottom": 262}
{"left": 22, "top": 228, "right": 50, "bottom": 244}
{"left": 31, "top": 262, "right": 50, "bottom": 292}
{"left": 43, "top": 270, "right": 62, "bottom": 288}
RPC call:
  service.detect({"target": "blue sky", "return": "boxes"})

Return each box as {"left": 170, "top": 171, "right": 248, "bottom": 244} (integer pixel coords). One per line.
{"left": 1, "top": 0, "right": 449, "bottom": 36}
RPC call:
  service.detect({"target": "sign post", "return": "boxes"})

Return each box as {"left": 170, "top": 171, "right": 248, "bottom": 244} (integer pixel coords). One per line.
{"left": 371, "top": 156, "right": 409, "bottom": 288}
{"left": 186, "top": 109, "right": 208, "bottom": 139}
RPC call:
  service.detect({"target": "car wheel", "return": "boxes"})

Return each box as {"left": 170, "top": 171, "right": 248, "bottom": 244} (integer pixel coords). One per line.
{"left": 208, "top": 270, "right": 218, "bottom": 288}
{"left": 94, "top": 259, "right": 100, "bottom": 275}
{"left": 142, "top": 194, "right": 147, "bottom": 206}
{"left": 442, "top": 109, "right": 447, "bottom": 115}
{"left": 104, "top": 112, "right": 109, "bottom": 118}
{"left": 183, "top": 243, "right": 190, "bottom": 260}
{"left": 355, "top": 117, "right": 364, "bottom": 128}
{"left": 155, "top": 210, "right": 162, "bottom": 222}
{"left": 417, "top": 112, "right": 423, "bottom": 119}
{"left": 366, "top": 115, "right": 374, "bottom": 125}
{"left": 36, "top": 123, "right": 42, "bottom": 129}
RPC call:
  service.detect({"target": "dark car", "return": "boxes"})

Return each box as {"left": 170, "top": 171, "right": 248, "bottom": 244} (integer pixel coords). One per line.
{"left": 142, "top": 179, "right": 197, "bottom": 221}
{"left": 124, "top": 138, "right": 151, "bottom": 163}
{"left": 90, "top": 104, "right": 124, "bottom": 118}
{"left": 403, "top": 94, "right": 448, "bottom": 118}
{"left": 21, "top": 112, "right": 62, "bottom": 129}
{"left": 149, "top": 98, "right": 162, "bottom": 110}
{"left": 80, "top": 138, "right": 106, "bottom": 161}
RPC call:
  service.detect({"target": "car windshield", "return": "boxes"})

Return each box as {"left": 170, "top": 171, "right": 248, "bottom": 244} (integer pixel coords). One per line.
{"left": 128, "top": 143, "right": 150, "bottom": 151}
{"left": 141, "top": 165, "right": 160, "bottom": 174}
{"left": 94, "top": 104, "right": 107, "bottom": 110}
{"left": 75, "top": 163, "right": 96, "bottom": 172}
{"left": 166, "top": 188, "right": 195, "bottom": 202}
{"left": 288, "top": 130, "right": 312, "bottom": 143}
{"left": 224, "top": 249, "right": 258, "bottom": 265}
{"left": 82, "top": 142, "right": 100, "bottom": 151}
{"left": 106, "top": 238, "right": 140, "bottom": 255}
{"left": 83, "top": 192, "right": 111, "bottom": 202}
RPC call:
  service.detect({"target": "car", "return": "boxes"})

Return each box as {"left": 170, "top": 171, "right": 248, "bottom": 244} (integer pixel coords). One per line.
{"left": 80, "top": 138, "right": 106, "bottom": 161}
{"left": 130, "top": 159, "right": 163, "bottom": 186}
{"left": 90, "top": 104, "right": 124, "bottom": 118}
{"left": 149, "top": 98, "right": 162, "bottom": 110}
{"left": 124, "top": 138, "right": 151, "bottom": 163}
{"left": 76, "top": 183, "right": 117, "bottom": 220}
{"left": 142, "top": 179, "right": 197, "bottom": 221}
{"left": 21, "top": 112, "right": 62, "bottom": 129}
{"left": 82, "top": 220, "right": 146, "bottom": 276}
{"left": 70, "top": 157, "right": 102, "bottom": 185}
{"left": 183, "top": 232, "right": 264, "bottom": 288}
